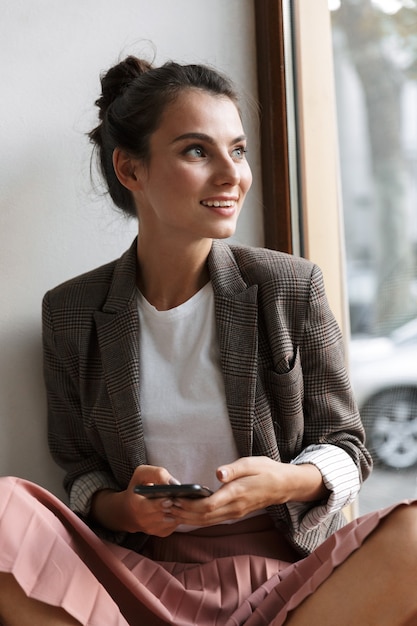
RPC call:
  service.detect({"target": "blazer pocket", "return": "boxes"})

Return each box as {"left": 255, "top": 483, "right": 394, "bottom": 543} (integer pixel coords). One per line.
{"left": 265, "top": 347, "right": 304, "bottom": 452}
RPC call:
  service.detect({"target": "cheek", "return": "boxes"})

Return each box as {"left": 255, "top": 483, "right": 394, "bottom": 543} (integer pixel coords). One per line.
{"left": 242, "top": 165, "right": 253, "bottom": 195}
{"left": 161, "top": 165, "right": 201, "bottom": 195}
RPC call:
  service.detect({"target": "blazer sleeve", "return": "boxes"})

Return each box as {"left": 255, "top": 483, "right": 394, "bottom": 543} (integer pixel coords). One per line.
{"left": 299, "top": 263, "right": 372, "bottom": 480}
{"left": 264, "top": 260, "right": 373, "bottom": 554}
{"left": 42, "top": 291, "right": 119, "bottom": 508}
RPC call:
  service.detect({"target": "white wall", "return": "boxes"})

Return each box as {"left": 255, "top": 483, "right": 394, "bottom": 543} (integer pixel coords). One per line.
{"left": 0, "top": 0, "right": 263, "bottom": 499}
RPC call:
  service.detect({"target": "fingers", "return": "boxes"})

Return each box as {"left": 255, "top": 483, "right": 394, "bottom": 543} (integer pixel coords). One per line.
{"left": 216, "top": 456, "right": 278, "bottom": 484}
{"left": 123, "top": 464, "right": 183, "bottom": 536}
{"left": 129, "top": 492, "right": 179, "bottom": 536}
{"left": 216, "top": 457, "right": 254, "bottom": 483}
{"left": 130, "top": 464, "right": 179, "bottom": 488}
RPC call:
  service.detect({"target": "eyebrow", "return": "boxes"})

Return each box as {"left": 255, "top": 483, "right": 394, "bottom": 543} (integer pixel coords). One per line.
{"left": 171, "top": 132, "right": 247, "bottom": 145}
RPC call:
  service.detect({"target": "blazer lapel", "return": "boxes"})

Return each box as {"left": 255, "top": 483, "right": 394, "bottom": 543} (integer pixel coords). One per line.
{"left": 93, "top": 238, "right": 261, "bottom": 466}
{"left": 94, "top": 240, "right": 147, "bottom": 469}
{"left": 208, "top": 241, "right": 259, "bottom": 457}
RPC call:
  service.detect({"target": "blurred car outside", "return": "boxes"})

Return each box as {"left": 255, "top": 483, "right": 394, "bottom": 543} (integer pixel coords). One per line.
{"left": 349, "top": 317, "right": 417, "bottom": 470}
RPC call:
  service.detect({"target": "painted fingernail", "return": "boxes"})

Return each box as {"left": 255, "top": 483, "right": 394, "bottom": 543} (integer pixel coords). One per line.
{"left": 161, "top": 499, "right": 173, "bottom": 509}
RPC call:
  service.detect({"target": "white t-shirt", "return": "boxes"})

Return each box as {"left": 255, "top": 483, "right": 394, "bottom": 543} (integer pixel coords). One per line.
{"left": 137, "top": 282, "right": 240, "bottom": 493}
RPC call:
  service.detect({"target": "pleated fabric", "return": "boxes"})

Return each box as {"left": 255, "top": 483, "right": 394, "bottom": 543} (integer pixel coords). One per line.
{"left": 0, "top": 476, "right": 410, "bottom": 625}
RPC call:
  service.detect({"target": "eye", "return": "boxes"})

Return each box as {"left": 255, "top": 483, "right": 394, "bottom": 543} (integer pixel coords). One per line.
{"left": 184, "top": 145, "right": 206, "bottom": 158}
{"left": 231, "top": 146, "right": 248, "bottom": 160}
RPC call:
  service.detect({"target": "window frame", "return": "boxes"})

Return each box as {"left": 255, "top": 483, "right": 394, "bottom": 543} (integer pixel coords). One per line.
{"left": 254, "top": 0, "right": 348, "bottom": 335}
{"left": 254, "top": 0, "right": 295, "bottom": 254}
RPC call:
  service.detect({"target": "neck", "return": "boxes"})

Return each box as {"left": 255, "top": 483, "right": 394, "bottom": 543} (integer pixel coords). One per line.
{"left": 136, "top": 236, "right": 212, "bottom": 311}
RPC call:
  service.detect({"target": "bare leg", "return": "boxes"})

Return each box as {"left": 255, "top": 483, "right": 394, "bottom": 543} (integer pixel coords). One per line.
{"left": 284, "top": 505, "right": 417, "bottom": 626}
{"left": 0, "top": 573, "right": 82, "bottom": 626}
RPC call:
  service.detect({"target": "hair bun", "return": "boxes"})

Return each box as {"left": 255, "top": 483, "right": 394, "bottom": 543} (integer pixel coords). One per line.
{"left": 95, "top": 56, "right": 152, "bottom": 120}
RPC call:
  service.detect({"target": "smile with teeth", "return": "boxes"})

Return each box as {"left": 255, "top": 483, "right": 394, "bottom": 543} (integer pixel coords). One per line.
{"left": 201, "top": 200, "right": 236, "bottom": 207}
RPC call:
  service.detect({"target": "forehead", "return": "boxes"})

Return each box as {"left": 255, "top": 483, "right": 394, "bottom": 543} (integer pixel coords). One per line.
{"left": 155, "top": 89, "right": 244, "bottom": 139}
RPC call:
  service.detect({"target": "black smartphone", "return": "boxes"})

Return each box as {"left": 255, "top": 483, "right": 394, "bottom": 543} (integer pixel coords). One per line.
{"left": 134, "top": 484, "right": 213, "bottom": 499}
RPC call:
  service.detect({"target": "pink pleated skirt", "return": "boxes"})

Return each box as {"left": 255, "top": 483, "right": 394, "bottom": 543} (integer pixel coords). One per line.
{"left": 0, "top": 476, "right": 410, "bottom": 625}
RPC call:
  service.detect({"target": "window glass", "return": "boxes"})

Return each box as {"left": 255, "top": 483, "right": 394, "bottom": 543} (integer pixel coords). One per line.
{"left": 329, "top": 0, "right": 417, "bottom": 512}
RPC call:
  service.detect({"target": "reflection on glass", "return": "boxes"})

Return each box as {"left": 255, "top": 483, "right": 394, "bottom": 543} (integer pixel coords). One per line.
{"left": 330, "top": 0, "right": 417, "bottom": 512}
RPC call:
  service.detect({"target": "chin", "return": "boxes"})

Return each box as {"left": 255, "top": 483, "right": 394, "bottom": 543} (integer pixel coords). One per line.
{"left": 212, "top": 229, "right": 236, "bottom": 241}
{"left": 211, "top": 221, "right": 239, "bottom": 240}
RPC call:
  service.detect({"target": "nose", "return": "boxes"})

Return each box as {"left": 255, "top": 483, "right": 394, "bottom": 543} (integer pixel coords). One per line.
{"left": 213, "top": 154, "right": 240, "bottom": 186}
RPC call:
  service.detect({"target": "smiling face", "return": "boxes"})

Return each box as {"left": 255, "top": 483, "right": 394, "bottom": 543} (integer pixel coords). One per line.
{"left": 133, "top": 88, "right": 252, "bottom": 247}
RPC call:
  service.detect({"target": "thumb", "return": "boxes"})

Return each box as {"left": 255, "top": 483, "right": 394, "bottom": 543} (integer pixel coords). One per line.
{"left": 216, "top": 457, "right": 250, "bottom": 484}
{"left": 132, "top": 464, "right": 179, "bottom": 485}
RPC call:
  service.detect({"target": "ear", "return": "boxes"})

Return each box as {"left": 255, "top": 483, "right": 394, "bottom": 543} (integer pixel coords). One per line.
{"left": 112, "top": 148, "right": 143, "bottom": 191}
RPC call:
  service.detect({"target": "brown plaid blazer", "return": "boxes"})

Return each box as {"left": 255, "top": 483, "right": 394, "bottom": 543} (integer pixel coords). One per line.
{"left": 43, "top": 238, "right": 371, "bottom": 556}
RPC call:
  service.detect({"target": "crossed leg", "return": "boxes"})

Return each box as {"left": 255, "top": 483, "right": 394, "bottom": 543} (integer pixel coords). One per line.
{"left": 284, "top": 504, "right": 417, "bottom": 626}
{"left": 0, "top": 573, "right": 82, "bottom": 626}
{"left": 1, "top": 505, "right": 417, "bottom": 625}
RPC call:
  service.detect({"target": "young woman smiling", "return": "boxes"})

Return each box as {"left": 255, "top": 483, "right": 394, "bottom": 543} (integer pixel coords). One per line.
{"left": 0, "top": 55, "right": 416, "bottom": 626}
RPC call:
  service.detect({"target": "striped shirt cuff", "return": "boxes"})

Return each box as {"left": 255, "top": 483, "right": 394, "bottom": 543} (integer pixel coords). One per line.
{"left": 287, "top": 444, "right": 360, "bottom": 532}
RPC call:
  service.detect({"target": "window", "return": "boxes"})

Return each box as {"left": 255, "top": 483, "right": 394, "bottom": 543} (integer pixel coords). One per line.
{"left": 330, "top": 0, "right": 417, "bottom": 511}
{"left": 256, "top": 0, "right": 417, "bottom": 513}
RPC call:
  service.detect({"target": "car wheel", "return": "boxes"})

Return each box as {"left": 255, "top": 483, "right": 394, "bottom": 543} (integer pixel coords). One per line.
{"left": 361, "top": 387, "right": 417, "bottom": 469}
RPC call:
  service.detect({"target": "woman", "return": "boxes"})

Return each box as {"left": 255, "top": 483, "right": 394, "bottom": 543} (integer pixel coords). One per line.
{"left": 0, "top": 55, "right": 416, "bottom": 626}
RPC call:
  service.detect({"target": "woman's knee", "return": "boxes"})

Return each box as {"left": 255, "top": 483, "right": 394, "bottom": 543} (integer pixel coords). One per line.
{"left": 373, "top": 503, "right": 417, "bottom": 552}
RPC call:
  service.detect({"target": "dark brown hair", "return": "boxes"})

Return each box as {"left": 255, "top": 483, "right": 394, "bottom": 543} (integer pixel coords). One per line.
{"left": 89, "top": 56, "right": 240, "bottom": 217}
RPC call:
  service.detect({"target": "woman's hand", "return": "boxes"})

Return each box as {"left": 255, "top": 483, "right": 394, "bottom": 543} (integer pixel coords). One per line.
{"left": 90, "top": 464, "right": 181, "bottom": 537}
{"left": 169, "top": 457, "right": 330, "bottom": 528}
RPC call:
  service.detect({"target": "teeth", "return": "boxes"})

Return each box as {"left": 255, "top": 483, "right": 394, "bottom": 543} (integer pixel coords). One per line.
{"left": 202, "top": 200, "right": 235, "bottom": 207}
